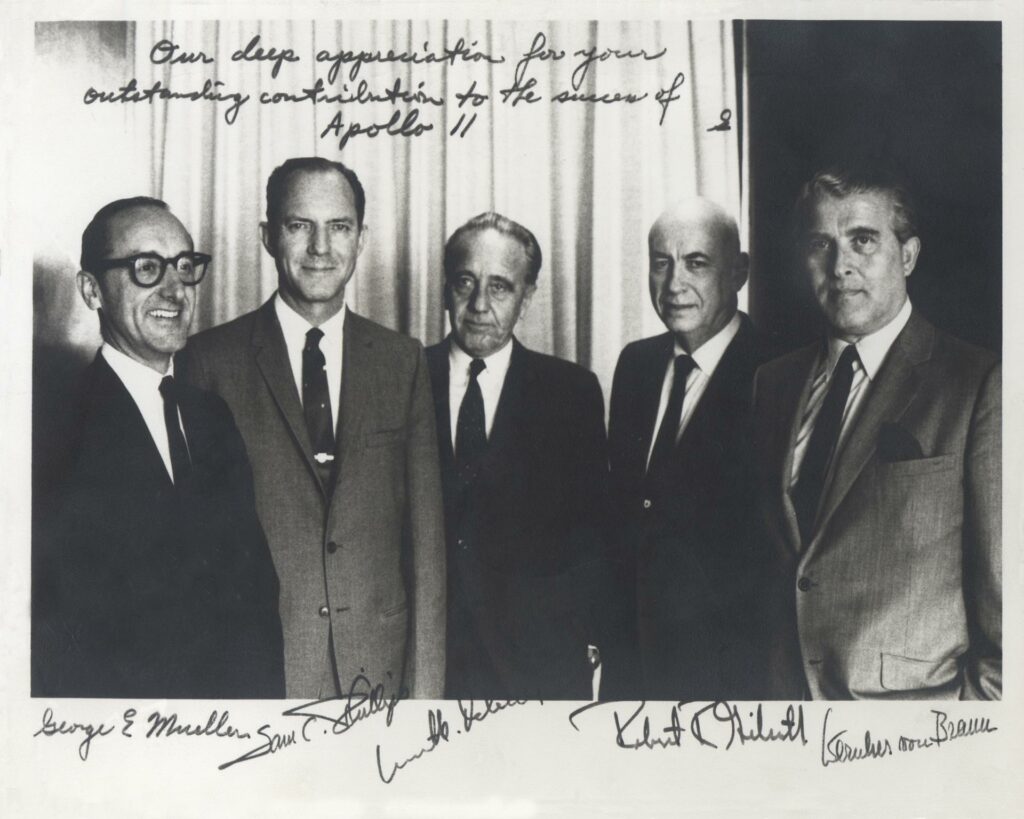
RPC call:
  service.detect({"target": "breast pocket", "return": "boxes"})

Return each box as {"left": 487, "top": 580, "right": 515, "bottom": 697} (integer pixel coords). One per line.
{"left": 876, "top": 453, "right": 959, "bottom": 478}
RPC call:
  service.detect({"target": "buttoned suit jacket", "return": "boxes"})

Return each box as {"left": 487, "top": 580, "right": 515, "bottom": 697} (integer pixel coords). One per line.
{"left": 604, "top": 315, "right": 771, "bottom": 700}
{"left": 751, "top": 310, "right": 1001, "bottom": 699}
{"left": 181, "top": 300, "right": 446, "bottom": 698}
{"left": 426, "top": 338, "right": 609, "bottom": 700}
{"left": 32, "top": 353, "right": 284, "bottom": 698}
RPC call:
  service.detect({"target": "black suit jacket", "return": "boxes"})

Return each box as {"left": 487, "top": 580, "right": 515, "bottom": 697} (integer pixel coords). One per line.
{"left": 32, "top": 353, "right": 284, "bottom": 698}
{"left": 426, "top": 338, "right": 608, "bottom": 699}
{"left": 604, "top": 315, "right": 770, "bottom": 700}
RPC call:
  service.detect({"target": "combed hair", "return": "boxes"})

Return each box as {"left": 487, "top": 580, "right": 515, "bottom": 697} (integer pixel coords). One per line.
{"left": 443, "top": 212, "right": 542, "bottom": 285}
{"left": 265, "top": 157, "right": 366, "bottom": 227}
{"left": 794, "top": 164, "right": 919, "bottom": 243}
{"left": 80, "top": 196, "right": 169, "bottom": 272}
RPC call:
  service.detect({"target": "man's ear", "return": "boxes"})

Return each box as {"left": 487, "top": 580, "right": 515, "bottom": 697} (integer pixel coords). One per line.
{"left": 77, "top": 270, "right": 103, "bottom": 311}
{"left": 356, "top": 223, "right": 368, "bottom": 258}
{"left": 734, "top": 251, "right": 750, "bottom": 291}
{"left": 259, "top": 222, "right": 274, "bottom": 257}
{"left": 517, "top": 283, "right": 537, "bottom": 321}
{"left": 901, "top": 236, "right": 921, "bottom": 277}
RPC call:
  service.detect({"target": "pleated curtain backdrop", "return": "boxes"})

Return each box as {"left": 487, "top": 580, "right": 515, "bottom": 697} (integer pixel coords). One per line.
{"left": 129, "top": 19, "right": 741, "bottom": 393}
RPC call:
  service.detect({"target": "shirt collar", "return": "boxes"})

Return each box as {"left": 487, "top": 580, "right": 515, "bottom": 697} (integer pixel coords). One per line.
{"left": 825, "top": 297, "right": 912, "bottom": 381}
{"left": 274, "top": 291, "right": 346, "bottom": 348}
{"left": 101, "top": 342, "right": 172, "bottom": 390}
{"left": 674, "top": 311, "right": 742, "bottom": 376}
{"left": 448, "top": 334, "right": 515, "bottom": 383}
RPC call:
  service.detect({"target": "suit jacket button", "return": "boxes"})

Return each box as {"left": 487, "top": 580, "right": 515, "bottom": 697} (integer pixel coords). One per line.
{"left": 797, "top": 577, "right": 812, "bottom": 592}
{"left": 318, "top": 604, "right": 330, "bottom": 618}
{"left": 326, "top": 540, "right": 339, "bottom": 554}
{"left": 642, "top": 498, "right": 652, "bottom": 510}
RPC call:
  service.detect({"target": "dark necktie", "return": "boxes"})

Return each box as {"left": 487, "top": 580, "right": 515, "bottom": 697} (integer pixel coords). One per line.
{"left": 159, "top": 375, "right": 191, "bottom": 484}
{"left": 791, "top": 343, "right": 859, "bottom": 542}
{"left": 646, "top": 353, "right": 697, "bottom": 478}
{"left": 303, "top": 327, "right": 336, "bottom": 487}
{"left": 455, "top": 358, "right": 487, "bottom": 471}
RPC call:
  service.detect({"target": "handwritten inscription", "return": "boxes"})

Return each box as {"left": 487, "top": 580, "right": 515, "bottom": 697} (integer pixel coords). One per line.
{"left": 80, "top": 30, "right": 727, "bottom": 141}
{"left": 32, "top": 698, "right": 999, "bottom": 779}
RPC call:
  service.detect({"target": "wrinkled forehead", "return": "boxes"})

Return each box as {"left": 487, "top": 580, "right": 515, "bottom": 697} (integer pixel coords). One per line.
{"left": 449, "top": 228, "right": 531, "bottom": 279}
{"left": 805, "top": 189, "right": 898, "bottom": 233}
{"left": 102, "top": 205, "right": 194, "bottom": 258}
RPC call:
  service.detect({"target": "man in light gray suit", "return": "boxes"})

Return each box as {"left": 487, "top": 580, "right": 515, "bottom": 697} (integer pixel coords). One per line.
{"left": 182, "top": 157, "right": 445, "bottom": 699}
{"left": 752, "top": 165, "right": 1000, "bottom": 699}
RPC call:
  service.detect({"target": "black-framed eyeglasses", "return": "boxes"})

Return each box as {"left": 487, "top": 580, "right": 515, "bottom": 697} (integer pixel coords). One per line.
{"left": 93, "top": 251, "right": 212, "bottom": 288}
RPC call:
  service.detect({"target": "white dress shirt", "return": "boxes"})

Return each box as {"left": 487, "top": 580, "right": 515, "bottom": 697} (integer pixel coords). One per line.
{"left": 645, "top": 312, "right": 742, "bottom": 470}
{"left": 275, "top": 293, "right": 345, "bottom": 431}
{"left": 789, "top": 297, "right": 913, "bottom": 487}
{"left": 448, "top": 336, "right": 514, "bottom": 448}
{"left": 101, "top": 343, "right": 186, "bottom": 482}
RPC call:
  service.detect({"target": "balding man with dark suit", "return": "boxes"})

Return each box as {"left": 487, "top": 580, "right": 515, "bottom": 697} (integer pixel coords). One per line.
{"left": 604, "top": 199, "right": 771, "bottom": 700}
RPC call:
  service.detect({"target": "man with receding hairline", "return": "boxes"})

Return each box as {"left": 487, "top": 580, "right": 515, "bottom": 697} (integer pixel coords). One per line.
{"left": 603, "top": 197, "right": 771, "bottom": 700}
{"left": 752, "top": 165, "right": 1001, "bottom": 699}
{"left": 33, "top": 197, "right": 284, "bottom": 698}
{"left": 426, "top": 212, "right": 608, "bottom": 700}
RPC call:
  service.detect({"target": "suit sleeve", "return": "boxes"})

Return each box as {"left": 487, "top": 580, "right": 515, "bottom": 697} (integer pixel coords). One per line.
{"left": 566, "top": 372, "right": 610, "bottom": 649}
{"left": 206, "top": 392, "right": 286, "bottom": 698}
{"left": 961, "top": 360, "right": 1001, "bottom": 699}
{"left": 597, "top": 350, "right": 641, "bottom": 699}
{"left": 402, "top": 345, "right": 447, "bottom": 698}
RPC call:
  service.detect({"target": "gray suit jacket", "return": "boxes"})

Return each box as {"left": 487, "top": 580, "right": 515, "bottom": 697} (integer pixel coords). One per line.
{"left": 752, "top": 309, "right": 1000, "bottom": 699}
{"left": 182, "top": 300, "right": 445, "bottom": 698}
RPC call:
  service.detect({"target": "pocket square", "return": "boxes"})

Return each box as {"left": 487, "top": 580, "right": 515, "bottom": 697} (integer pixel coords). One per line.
{"left": 878, "top": 422, "right": 925, "bottom": 462}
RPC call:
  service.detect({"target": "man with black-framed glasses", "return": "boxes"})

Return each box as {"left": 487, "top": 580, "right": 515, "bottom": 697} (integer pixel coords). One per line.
{"left": 32, "top": 196, "right": 284, "bottom": 698}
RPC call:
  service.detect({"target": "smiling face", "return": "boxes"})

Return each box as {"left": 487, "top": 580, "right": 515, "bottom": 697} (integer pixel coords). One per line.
{"left": 445, "top": 228, "right": 535, "bottom": 359}
{"left": 802, "top": 191, "right": 920, "bottom": 342}
{"left": 77, "top": 205, "right": 196, "bottom": 373}
{"left": 648, "top": 202, "right": 747, "bottom": 353}
{"left": 261, "top": 168, "right": 366, "bottom": 325}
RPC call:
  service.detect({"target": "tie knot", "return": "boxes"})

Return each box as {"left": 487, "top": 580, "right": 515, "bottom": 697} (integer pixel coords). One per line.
{"left": 305, "top": 326, "right": 325, "bottom": 350}
{"left": 469, "top": 358, "right": 486, "bottom": 379}
{"left": 159, "top": 375, "right": 177, "bottom": 399}
{"left": 836, "top": 343, "right": 859, "bottom": 374}
{"left": 673, "top": 353, "right": 696, "bottom": 381}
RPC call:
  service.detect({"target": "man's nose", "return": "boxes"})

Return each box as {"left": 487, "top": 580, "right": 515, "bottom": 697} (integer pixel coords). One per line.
{"left": 309, "top": 226, "right": 330, "bottom": 256}
{"left": 159, "top": 263, "right": 187, "bottom": 300}
{"left": 469, "top": 283, "right": 490, "bottom": 312}
{"left": 667, "top": 264, "right": 691, "bottom": 293}
{"left": 830, "top": 243, "right": 855, "bottom": 277}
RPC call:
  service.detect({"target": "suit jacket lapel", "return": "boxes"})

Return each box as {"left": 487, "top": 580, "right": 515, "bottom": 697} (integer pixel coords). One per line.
{"left": 426, "top": 341, "right": 455, "bottom": 469}
{"left": 676, "top": 318, "right": 750, "bottom": 458}
{"left": 89, "top": 353, "right": 175, "bottom": 491}
{"left": 633, "top": 334, "right": 675, "bottom": 480}
{"left": 810, "top": 311, "right": 932, "bottom": 547}
{"left": 774, "top": 345, "right": 819, "bottom": 555}
{"left": 250, "top": 300, "right": 322, "bottom": 492}
{"left": 488, "top": 338, "right": 529, "bottom": 455}
{"left": 334, "top": 311, "right": 382, "bottom": 476}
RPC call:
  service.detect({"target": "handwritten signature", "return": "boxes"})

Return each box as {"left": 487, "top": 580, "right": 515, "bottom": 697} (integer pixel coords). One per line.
{"left": 376, "top": 698, "right": 536, "bottom": 784}
{"left": 569, "top": 700, "right": 807, "bottom": 751}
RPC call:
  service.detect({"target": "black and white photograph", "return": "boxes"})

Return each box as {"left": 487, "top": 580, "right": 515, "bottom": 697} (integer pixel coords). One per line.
{"left": 1, "top": 1, "right": 1020, "bottom": 816}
